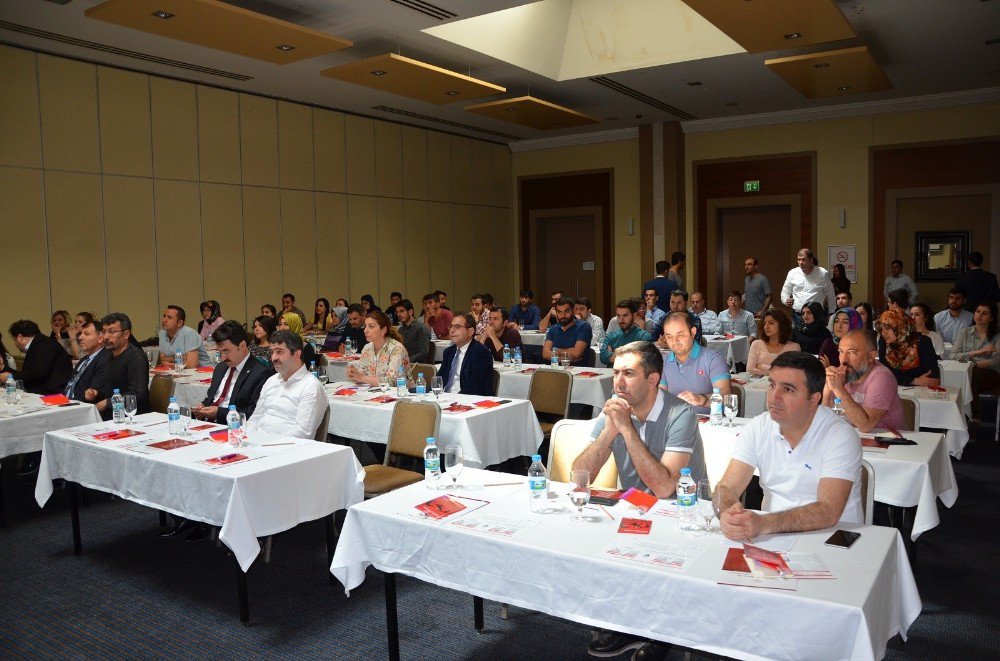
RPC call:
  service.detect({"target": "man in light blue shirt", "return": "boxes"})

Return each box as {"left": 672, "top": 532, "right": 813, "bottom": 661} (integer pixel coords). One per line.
{"left": 689, "top": 291, "right": 720, "bottom": 335}
{"left": 644, "top": 288, "right": 666, "bottom": 337}
{"left": 600, "top": 300, "right": 652, "bottom": 365}
{"left": 883, "top": 260, "right": 919, "bottom": 303}
{"left": 933, "top": 288, "right": 973, "bottom": 344}
{"left": 158, "top": 305, "right": 210, "bottom": 367}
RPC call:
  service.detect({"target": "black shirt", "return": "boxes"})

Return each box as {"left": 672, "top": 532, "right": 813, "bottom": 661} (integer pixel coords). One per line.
{"left": 101, "top": 343, "right": 150, "bottom": 420}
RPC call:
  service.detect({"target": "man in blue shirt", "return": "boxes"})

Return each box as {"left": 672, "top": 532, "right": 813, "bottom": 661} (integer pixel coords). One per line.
{"left": 542, "top": 297, "right": 593, "bottom": 367}
{"left": 658, "top": 311, "right": 732, "bottom": 414}
{"left": 508, "top": 289, "right": 542, "bottom": 330}
{"left": 644, "top": 288, "right": 667, "bottom": 337}
{"left": 600, "top": 299, "right": 652, "bottom": 365}
{"left": 642, "top": 260, "right": 675, "bottom": 313}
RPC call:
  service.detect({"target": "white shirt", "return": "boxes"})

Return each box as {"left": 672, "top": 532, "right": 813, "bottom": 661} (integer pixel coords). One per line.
{"left": 217, "top": 353, "right": 251, "bottom": 409}
{"left": 730, "top": 406, "right": 863, "bottom": 524}
{"left": 780, "top": 266, "right": 836, "bottom": 312}
{"left": 246, "top": 364, "right": 327, "bottom": 440}
{"left": 584, "top": 313, "right": 605, "bottom": 345}
{"left": 447, "top": 343, "right": 468, "bottom": 393}
{"left": 883, "top": 273, "right": 918, "bottom": 302}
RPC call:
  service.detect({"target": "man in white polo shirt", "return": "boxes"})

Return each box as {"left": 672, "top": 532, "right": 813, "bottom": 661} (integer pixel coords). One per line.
{"left": 245, "top": 330, "right": 328, "bottom": 440}
{"left": 715, "top": 351, "right": 863, "bottom": 542}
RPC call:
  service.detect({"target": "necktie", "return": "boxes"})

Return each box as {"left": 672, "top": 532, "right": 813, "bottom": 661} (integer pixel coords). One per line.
{"left": 445, "top": 349, "right": 460, "bottom": 391}
{"left": 213, "top": 367, "right": 237, "bottom": 407}
{"left": 65, "top": 354, "right": 92, "bottom": 397}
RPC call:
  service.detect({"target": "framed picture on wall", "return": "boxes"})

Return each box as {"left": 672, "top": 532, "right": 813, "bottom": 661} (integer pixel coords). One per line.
{"left": 915, "top": 231, "right": 970, "bottom": 281}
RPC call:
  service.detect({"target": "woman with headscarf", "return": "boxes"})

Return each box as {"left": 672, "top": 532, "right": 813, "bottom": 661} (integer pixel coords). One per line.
{"left": 198, "top": 300, "right": 225, "bottom": 341}
{"left": 278, "top": 312, "right": 317, "bottom": 368}
{"left": 360, "top": 294, "right": 381, "bottom": 315}
{"left": 791, "top": 302, "right": 831, "bottom": 355}
{"left": 818, "top": 307, "right": 863, "bottom": 368}
{"left": 877, "top": 309, "right": 940, "bottom": 387}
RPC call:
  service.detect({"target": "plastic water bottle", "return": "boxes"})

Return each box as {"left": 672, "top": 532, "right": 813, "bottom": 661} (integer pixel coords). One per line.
{"left": 4, "top": 377, "right": 16, "bottom": 403}
{"left": 709, "top": 387, "right": 724, "bottom": 425}
{"left": 111, "top": 389, "right": 126, "bottom": 424}
{"left": 226, "top": 405, "right": 242, "bottom": 447}
{"left": 174, "top": 350, "right": 184, "bottom": 371}
{"left": 396, "top": 365, "right": 408, "bottom": 397}
{"left": 832, "top": 397, "right": 846, "bottom": 418}
{"left": 310, "top": 360, "right": 319, "bottom": 379}
{"left": 415, "top": 372, "right": 427, "bottom": 398}
{"left": 167, "top": 396, "right": 180, "bottom": 434}
{"left": 528, "top": 454, "right": 550, "bottom": 513}
{"left": 344, "top": 338, "right": 353, "bottom": 356}
{"left": 423, "top": 437, "right": 441, "bottom": 486}
{"left": 550, "top": 352, "right": 559, "bottom": 368}
{"left": 513, "top": 346, "right": 522, "bottom": 371}
{"left": 502, "top": 344, "right": 511, "bottom": 367}
{"left": 676, "top": 467, "right": 699, "bottom": 531}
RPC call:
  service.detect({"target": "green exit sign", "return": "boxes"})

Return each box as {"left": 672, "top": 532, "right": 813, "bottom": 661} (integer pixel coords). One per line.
{"left": 744, "top": 180, "right": 760, "bottom": 193}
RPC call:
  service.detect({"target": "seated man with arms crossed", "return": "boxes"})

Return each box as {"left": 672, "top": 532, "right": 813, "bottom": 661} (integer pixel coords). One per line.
{"left": 822, "top": 328, "right": 908, "bottom": 432}
{"left": 193, "top": 321, "right": 273, "bottom": 424}
{"left": 715, "top": 351, "right": 863, "bottom": 542}
{"left": 574, "top": 340, "right": 706, "bottom": 661}
{"left": 542, "top": 296, "right": 594, "bottom": 367}
{"left": 658, "top": 311, "right": 732, "bottom": 415}
{"left": 245, "top": 330, "right": 328, "bottom": 440}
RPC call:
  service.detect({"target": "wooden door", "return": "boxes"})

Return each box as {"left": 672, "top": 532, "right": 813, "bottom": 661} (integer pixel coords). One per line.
{"left": 529, "top": 207, "right": 603, "bottom": 315}
{"left": 717, "top": 205, "right": 793, "bottom": 312}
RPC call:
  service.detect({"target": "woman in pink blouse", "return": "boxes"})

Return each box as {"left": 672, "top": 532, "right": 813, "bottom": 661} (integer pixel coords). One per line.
{"left": 746, "top": 309, "right": 801, "bottom": 376}
{"left": 347, "top": 310, "right": 411, "bottom": 386}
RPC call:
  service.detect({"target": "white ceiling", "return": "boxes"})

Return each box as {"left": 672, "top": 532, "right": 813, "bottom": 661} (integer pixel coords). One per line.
{"left": 3, "top": 0, "right": 999, "bottom": 144}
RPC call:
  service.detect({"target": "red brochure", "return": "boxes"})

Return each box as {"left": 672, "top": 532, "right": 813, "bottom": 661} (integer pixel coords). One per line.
{"left": 40, "top": 394, "right": 71, "bottom": 406}
{"left": 367, "top": 395, "right": 398, "bottom": 404}
{"left": 618, "top": 518, "right": 652, "bottom": 535}
{"left": 333, "top": 388, "right": 358, "bottom": 396}
{"left": 415, "top": 495, "right": 467, "bottom": 519}
{"left": 196, "top": 366, "right": 214, "bottom": 373}
{"left": 92, "top": 429, "right": 145, "bottom": 441}
{"left": 208, "top": 430, "right": 229, "bottom": 442}
{"left": 202, "top": 453, "right": 249, "bottom": 466}
{"left": 620, "top": 487, "right": 658, "bottom": 514}
{"left": 474, "top": 400, "right": 502, "bottom": 408}
{"left": 576, "top": 371, "right": 600, "bottom": 378}
{"left": 147, "top": 438, "right": 197, "bottom": 451}
{"left": 444, "top": 403, "right": 474, "bottom": 413}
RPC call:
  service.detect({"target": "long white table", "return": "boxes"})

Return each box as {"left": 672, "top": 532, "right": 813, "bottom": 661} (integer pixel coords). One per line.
{"left": 325, "top": 386, "right": 542, "bottom": 468}
{"left": 938, "top": 360, "right": 972, "bottom": 417}
{"left": 331, "top": 469, "right": 921, "bottom": 661}
{"left": 704, "top": 334, "right": 750, "bottom": 368}
{"left": 495, "top": 364, "right": 613, "bottom": 409}
{"left": 1, "top": 395, "right": 100, "bottom": 459}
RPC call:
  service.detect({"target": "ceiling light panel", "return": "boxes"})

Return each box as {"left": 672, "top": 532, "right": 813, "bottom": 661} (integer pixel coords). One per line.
{"left": 765, "top": 46, "right": 892, "bottom": 98}
{"left": 464, "top": 96, "right": 600, "bottom": 130}
{"left": 680, "top": 0, "right": 856, "bottom": 52}
{"left": 85, "top": 0, "right": 353, "bottom": 65}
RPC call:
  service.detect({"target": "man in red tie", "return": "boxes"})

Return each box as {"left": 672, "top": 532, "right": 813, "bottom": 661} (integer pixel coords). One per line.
{"left": 192, "top": 321, "right": 272, "bottom": 424}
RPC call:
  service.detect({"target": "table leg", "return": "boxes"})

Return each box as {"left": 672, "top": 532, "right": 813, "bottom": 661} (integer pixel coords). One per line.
{"left": 385, "top": 572, "right": 400, "bottom": 661}
{"left": 69, "top": 481, "right": 82, "bottom": 556}
{"left": 0, "top": 456, "right": 12, "bottom": 528}
{"left": 474, "top": 595, "right": 484, "bottom": 631}
{"left": 325, "top": 512, "right": 337, "bottom": 585}
{"left": 237, "top": 567, "right": 249, "bottom": 623}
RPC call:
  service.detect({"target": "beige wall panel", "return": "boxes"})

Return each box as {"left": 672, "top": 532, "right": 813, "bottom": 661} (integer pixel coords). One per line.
{"left": 0, "top": 167, "right": 48, "bottom": 321}
{"left": 197, "top": 86, "right": 240, "bottom": 184}
{"left": 154, "top": 179, "right": 203, "bottom": 315}
{"left": 315, "top": 192, "right": 350, "bottom": 299}
{"left": 37, "top": 55, "right": 100, "bottom": 173}
{"left": 450, "top": 136, "right": 474, "bottom": 206}
{"left": 471, "top": 140, "right": 493, "bottom": 207}
{"left": 472, "top": 206, "right": 495, "bottom": 296}
{"left": 451, "top": 205, "right": 477, "bottom": 308}
{"left": 377, "top": 197, "right": 406, "bottom": 302}
{"left": 314, "top": 109, "right": 346, "bottom": 193}
{"left": 374, "top": 121, "right": 403, "bottom": 199}
{"left": 492, "top": 207, "right": 516, "bottom": 305}
{"left": 97, "top": 67, "right": 152, "bottom": 177}
{"left": 427, "top": 131, "right": 451, "bottom": 202}
{"left": 239, "top": 95, "right": 278, "bottom": 187}
{"left": 280, "top": 189, "right": 317, "bottom": 305}
{"left": 150, "top": 78, "right": 198, "bottom": 181}
{"left": 45, "top": 171, "right": 106, "bottom": 314}
{"left": 401, "top": 126, "right": 428, "bottom": 201}
{"left": 347, "top": 196, "right": 379, "bottom": 299}
{"left": 201, "top": 183, "right": 246, "bottom": 323}
{"left": 427, "top": 202, "right": 454, "bottom": 299}
{"left": 492, "top": 144, "right": 512, "bottom": 208}
{"left": 345, "top": 116, "right": 376, "bottom": 196}
{"left": 403, "top": 199, "right": 431, "bottom": 299}
{"left": 103, "top": 175, "right": 158, "bottom": 332}
{"left": 242, "top": 187, "right": 282, "bottom": 316}
{"left": 0, "top": 46, "right": 41, "bottom": 168}
{"left": 278, "top": 101, "right": 314, "bottom": 190}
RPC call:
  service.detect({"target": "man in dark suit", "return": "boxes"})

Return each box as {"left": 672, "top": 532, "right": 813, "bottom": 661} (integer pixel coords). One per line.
{"left": 64, "top": 318, "right": 109, "bottom": 401}
{"left": 2, "top": 319, "right": 72, "bottom": 394}
{"left": 643, "top": 260, "right": 676, "bottom": 314}
{"left": 192, "top": 321, "right": 272, "bottom": 424}
{"left": 439, "top": 312, "right": 495, "bottom": 397}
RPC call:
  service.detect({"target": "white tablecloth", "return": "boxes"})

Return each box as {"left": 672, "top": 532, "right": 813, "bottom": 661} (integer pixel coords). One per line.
{"left": 331, "top": 468, "right": 921, "bottom": 661}
{"left": 700, "top": 420, "right": 957, "bottom": 540}
{"left": 704, "top": 335, "right": 750, "bottom": 368}
{"left": 495, "top": 364, "right": 613, "bottom": 409}
{"left": 0, "top": 395, "right": 100, "bottom": 459}
{"left": 35, "top": 412, "right": 365, "bottom": 571}
{"left": 325, "top": 387, "right": 542, "bottom": 469}
{"left": 938, "top": 360, "right": 972, "bottom": 416}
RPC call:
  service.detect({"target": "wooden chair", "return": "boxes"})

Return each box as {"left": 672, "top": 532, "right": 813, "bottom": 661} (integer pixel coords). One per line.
{"left": 527, "top": 368, "right": 573, "bottom": 437}
{"left": 547, "top": 419, "right": 618, "bottom": 489}
{"left": 148, "top": 375, "right": 174, "bottom": 414}
{"left": 410, "top": 363, "right": 436, "bottom": 386}
{"left": 314, "top": 404, "right": 331, "bottom": 442}
{"left": 899, "top": 393, "right": 919, "bottom": 432}
{"left": 363, "top": 400, "right": 441, "bottom": 498}
{"left": 860, "top": 459, "right": 875, "bottom": 525}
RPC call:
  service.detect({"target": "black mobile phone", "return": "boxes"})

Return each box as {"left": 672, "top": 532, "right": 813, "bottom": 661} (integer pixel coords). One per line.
{"left": 824, "top": 530, "right": 861, "bottom": 549}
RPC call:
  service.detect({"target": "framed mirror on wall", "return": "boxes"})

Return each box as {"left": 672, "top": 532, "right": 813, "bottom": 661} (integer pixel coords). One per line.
{"left": 915, "top": 231, "right": 970, "bottom": 281}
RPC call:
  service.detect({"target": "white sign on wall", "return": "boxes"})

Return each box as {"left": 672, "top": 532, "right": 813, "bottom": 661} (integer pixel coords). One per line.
{"left": 827, "top": 245, "right": 857, "bottom": 283}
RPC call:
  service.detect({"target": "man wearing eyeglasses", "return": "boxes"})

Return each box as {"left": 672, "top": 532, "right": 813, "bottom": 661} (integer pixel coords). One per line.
{"left": 192, "top": 321, "right": 272, "bottom": 424}
{"left": 438, "top": 313, "right": 494, "bottom": 396}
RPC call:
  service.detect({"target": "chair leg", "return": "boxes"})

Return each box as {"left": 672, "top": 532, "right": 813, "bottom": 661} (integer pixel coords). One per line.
{"left": 499, "top": 603, "right": 509, "bottom": 619}
{"left": 263, "top": 536, "right": 273, "bottom": 563}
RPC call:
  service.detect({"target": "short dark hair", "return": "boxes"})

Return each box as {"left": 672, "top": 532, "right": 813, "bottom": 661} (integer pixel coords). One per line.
{"left": 771, "top": 351, "right": 825, "bottom": 396}
{"left": 616, "top": 299, "right": 638, "bottom": 314}
{"left": 968, "top": 251, "right": 984, "bottom": 267}
{"left": 613, "top": 340, "right": 664, "bottom": 379}
{"left": 346, "top": 303, "right": 365, "bottom": 315}
{"left": 471, "top": 293, "right": 483, "bottom": 303}
{"left": 655, "top": 260, "right": 669, "bottom": 274}
{"left": 82, "top": 319, "right": 103, "bottom": 333}
{"left": 261, "top": 304, "right": 277, "bottom": 316}
{"left": 101, "top": 312, "right": 132, "bottom": 332}
{"left": 576, "top": 297, "right": 592, "bottom": 310}
{"left": 887, "top": 288, "right": 910, "bottom": 309}
{"left": 948, "top": 287, "right": 966, "bottom": 297}
{"left": 554, "top": 296, "right": 576, "bottom": 309}
{"left": 270, "top": 329, "right": 303, "bottom": 353}
{"left": 481, "top": 293, "right": 494, "bottom": 306}
{"left": 670, "top": 289, "right": 689, "bottom": 302}
{"left": 837, "top": 290, "right": 854, "bottom": 301}
{"left": 491, "top": 306, "right": 510, "bottom": 322}
{"left": 891, "top": 259, "right": 903, "bottom": 269}
{"left": 396, "top": 299, "right": 415, "bottom": 312}
{"left": 212, "top": 320, "right": 248, "bottom": 347}
{"left": 670, "top": 252, "right": 685, "bottom": 265}
{"left": 456, "top": 312, "right": 476, "bottom": 329}
{"left": 519, "top": 289, "right": 534, "bottom": 298}
{"left": 282, "top": 293, "right": 295, "bottom": 302}
{"left": 167, "top": 305, "right": 186, "bottom": 322}
{"left": 390, "top": 291, "right": 402, "bottom": 299}
{"left": 663, "top": 310, "right": 695, "bottom": 330}
{"left": 8, "top": 320, "right": 40, "bottom": 337}
{"left": 434, "top": 290, "right": 447, "bottom": 299}
{"left": 763, "top": 309, "right": 792, "bottom": 343}
{"left": 422, "top": 293, "right": 438, "bottom": 303}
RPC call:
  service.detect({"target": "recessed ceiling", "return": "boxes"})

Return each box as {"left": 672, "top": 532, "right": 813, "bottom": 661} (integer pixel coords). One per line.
{"left": 464, "top": 95, "right": 600, "bottom": 130}
{"left": 765, "top": 46, "right": 892, "bottom": 98}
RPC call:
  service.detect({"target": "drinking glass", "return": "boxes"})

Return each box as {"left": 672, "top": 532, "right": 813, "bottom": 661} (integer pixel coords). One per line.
{"left": 697, "top": 479, "right": 715, "bottom": 531}
{"left": 569, "top": 469, "right": 591, "bottom": 523}
{"left": 431, "top": 376, "right": 444, "bottom": 401}
{"left": 724, "top": 394, "right": 739, "bottom": 426}
{"left": 231, "top": 413, "right": 247, "bottom": 447}
{"left": 379, "top": 371, "right": 392, "bottom": 395}
{"left": 444, "top": 445, "right": 464, "bottom": 489}
{"left": 124, "top": 394, "right": 137, "bottom": 424}
{"left": 559, "top": 352, "right": 571, "bottom": 369}
{"left": 712, "top": 489, "right": 725, "bottom": 523}
{"left": 13, "top": 380, "right": 24, "bottom": 406}
{"left": 178, "top": 405, "right": 192, "bottom": 436}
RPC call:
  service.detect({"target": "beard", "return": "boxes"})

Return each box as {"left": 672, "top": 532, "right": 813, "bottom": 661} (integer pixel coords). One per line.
{"left": 844, "top": 361, "right": 871, "bottom": 384}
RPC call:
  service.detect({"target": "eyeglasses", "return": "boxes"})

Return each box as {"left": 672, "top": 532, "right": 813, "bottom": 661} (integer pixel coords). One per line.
{"left": 449, "top": 323, "right": 471, "bottom": 330}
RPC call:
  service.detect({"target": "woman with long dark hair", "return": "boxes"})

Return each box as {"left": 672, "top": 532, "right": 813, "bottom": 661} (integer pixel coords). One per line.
{"left": 909, "top": 303, "right": 944, "bottom": 358}
{"left": 949, "top": 301, "right": 1000, "bottom": 417}
{"left": 830, "top": 263, "right": 851, "bottom": 296}
{"left": 746, "top": 309, "right": 800, "bottom": 376}
{"left": 360, "top": 294, "right": 381, "bottom": 315}
{"left": 347, "top": 310, "right": 409, "bottom": 387}
{"left": 250, "top": 315, "right": 277, "bottom": 366}
{"left": 305, "top": 298, "right": 334, "bottom": 333}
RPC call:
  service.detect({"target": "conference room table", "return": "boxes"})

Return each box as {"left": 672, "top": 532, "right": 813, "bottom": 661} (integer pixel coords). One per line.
{"left": 331, "top": 468, "right": 921, "bottom": 661}
{"left": 704, "top": 334, "right": 751, "bottom": 369}
{"left": 325, "top": 385, "right": 543, "bottom": 469}
{"left": 494, "top": 363, "right": 613, "bottom": 409}
{"left": 699, "top": 420, "right": 958, "bottom": 540}
{"left": 938, "top": 359, "right": 973, "bottom": 417}
{"left": 35, "top": 412, "right": 364, "bottom": 621}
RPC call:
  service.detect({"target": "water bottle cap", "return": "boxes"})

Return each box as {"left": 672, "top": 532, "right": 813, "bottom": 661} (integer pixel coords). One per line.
{"left": 113, "top": 388, "right": 120, "bottom": 394}
{"left": 680, "top": 467, "right": 691, "bottom": 475}
{"left": 713, "top": 387, "right": 720, "bottom": 394}
{"left": 834, "top": 397, "right": 842, "bottom": 404}
{"left": 229, "top": 404, "right": 237, "bottom": 410}
{"left": 531, "top": 454, "right": 541, "bottom": 462}
{"left": 169, "top": 396, "right": 176, "bottom": 402}
{"left": 426, "top": 437, "right": 435, "bottom": 444}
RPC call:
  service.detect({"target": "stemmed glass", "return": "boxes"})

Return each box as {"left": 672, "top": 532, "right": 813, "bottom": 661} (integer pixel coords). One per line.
{"left": 431, "top": 376, "right": 444, "bottom": 402}
{"left": 124, "top": 394, "right": 137, "bottom": 425}
{"left": 559, "top": 351, "right": 571, "bottom": 369}
{"left": 569, "top": 469, "right": 591, "bottom": 523}
{"left": 724, "top": 394, "right": 739, "bottom": 426}
{"left": 444, "top": 445, "right": 464, "bottom": 489}
{"left": 697, "top": 479, "right": 715, "bottom": 532}
{"left": 178, "top": 405, "right": 192, "bottom": 436}
{"left": 378, "top": 369, "right": 391, "bottom": 395}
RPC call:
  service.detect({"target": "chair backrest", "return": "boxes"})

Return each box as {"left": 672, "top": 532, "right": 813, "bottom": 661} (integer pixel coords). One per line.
{"left": 899, "top": 393, "right": 919, "bottom": 431}
{"left": 731, "top": 382, "right": 746, "bottom": 417}
{"left": 385, "top": 399, "right": 442, "bottom": 462}
{"left": 427, "top": 336, "right": 439, "bottom": 364}
{"left": 410, "top": 363, "right": 437, "bottom": 386}
{"left": 860, "top": 459, "right": 875, "bottom": 525}
{"left": 314, "top": 404, "right": 331, "bottom": 442}
{"left": 547, "top": 419, "right": 618, "bottom": 489}
{"left": 492, "top": 368, "right": 501, "bottom": 395}
{"left": 315, "top": 353, "right": 329, "bottom": 369}
{"left": 580, "top": 347, "right": 596, "bottom": 368}
{"left": 528, "top": 368, "right": 573, "bottom": 417}
{"left": 149, "top": 375, "right": 175, "bottom": 414}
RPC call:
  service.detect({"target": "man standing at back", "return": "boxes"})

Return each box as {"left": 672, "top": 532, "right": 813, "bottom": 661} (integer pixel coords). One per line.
{"left": 667, "top": 252, "right": 686, "bottom": 291}
{"left": 158, "top": 305, "right": 209, "bottom": 368}
{"left": 2, "top": 320, "right": 72, "bottom": 394}
{"left": 743, "top": 256, "right": 772, "bottom": 318}
{"left": 245, "top": 330, "right": 328, "bottom": 439}
{"left": 643, "top": 261, "right": 675, "bottom": 313}
{"left": 193, "top": 321, "right": 272, "bottom": 424}
{"left": 89, "top": 313, "right": 150, "bottom": 421}
{"left": 883, "top": 259, "right": 919, "bottom": 304}
{"left": 955, "top": 251, "right": 1000, "bottom": 312}
{"left": 780, "top": 248, "right": 836, "bottom": 319}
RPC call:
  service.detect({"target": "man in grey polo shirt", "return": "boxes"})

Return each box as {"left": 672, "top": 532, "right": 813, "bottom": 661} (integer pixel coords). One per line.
{"left": 157, "top": 305, "right": 210, "bottom": 368}
{"left": 574, "top": 340, "right": 706, "bottom": 660}
{"left": 658, "top": 311, "right": 732, "bottom": 414}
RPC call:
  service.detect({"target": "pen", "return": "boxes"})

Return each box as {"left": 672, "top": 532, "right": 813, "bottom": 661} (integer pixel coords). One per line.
{"left": 218, "top": 453, "right": 239, "bottom": 460}
{"left": 261, "top": 442, "right": 294, "bottom": 447}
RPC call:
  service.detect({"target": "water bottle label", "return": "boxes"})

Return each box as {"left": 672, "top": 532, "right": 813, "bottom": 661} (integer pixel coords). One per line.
{"left": 710, "top": 402, "right": 723, "bottom": 416}
{"left": 424, "top": 458, "right": 440, "bottom": 473}
{"left": 677, "top": 493, "right": 697, "bottom": 507}
{"left": 168, "top": 412, "right": 179, "bottom": 421}
{"left": 529, "top": 477, "right": 547, "bottom": 492}
{"left": 416, "top": 385, "right": 426, "bottom": 395}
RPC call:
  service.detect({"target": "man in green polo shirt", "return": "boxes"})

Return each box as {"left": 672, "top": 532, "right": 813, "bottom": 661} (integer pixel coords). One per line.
{"left": 600, "top": 299, "right": 651, "bottom": 365}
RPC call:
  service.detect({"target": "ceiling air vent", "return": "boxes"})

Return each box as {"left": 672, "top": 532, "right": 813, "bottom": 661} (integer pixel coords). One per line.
{"left": 590, "top": 76, "right": 697, "bottom": 121}
{"left": 384, "top": 0, "right": 457, "bottom": 21}
{"left": 371, "top": 105, "right": 521, "bottom": 141}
